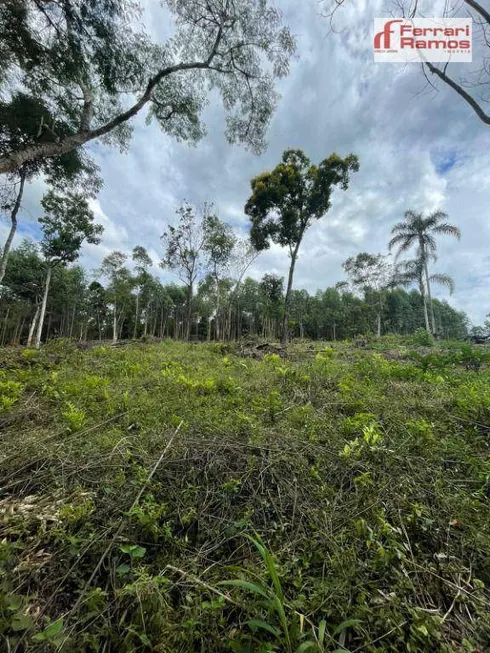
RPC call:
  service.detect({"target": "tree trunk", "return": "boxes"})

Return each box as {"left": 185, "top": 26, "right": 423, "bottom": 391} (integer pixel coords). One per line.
{"left": 0, "top": 169, "right": 26, "bottom": 286}
{"left": 27, "top": 307, "right": 39, "bottom": 346}
{"left": 14, "top": 314, "right": 25, "bottom": 345}
{"left": 35, "top": 266, "right": 52, "bottom": 349}
{"left": 112, "top": 304, "right": 118, "bottom": 343}
{"left": 424, "top": 260, "right": 436, "bottom": 334}
{"left": 185, "top": 285, "right": 193, "bottom": 341}
{"left": 144, "top": 303, "right": 149, "bottom": 336}
{"left": 133, "top": 290, "right": 139, "bottom": 339}
{"left": 281, "top": 243, "right": 301, "bottom": 345}
{"left": 418, "top": 273, "right": 430, "bottom": 332}
{"left": 69, "top": 303, "right": 77, "bottom": 338}
{"left": 1, "top": 307, "right": 10, "bottom": 346}
{"left": 215, "top": 271, "right": 221, "bottom": 341}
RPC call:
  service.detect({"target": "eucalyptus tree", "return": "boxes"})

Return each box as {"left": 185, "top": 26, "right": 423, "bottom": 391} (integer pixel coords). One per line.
{"left": 202, "top": 214, "right": 236, "bottom": 340}
{"left": 132, "top": 246, "right": 153, "bottom": 338}
{"left": 161, "top": 202, "right": 209, "bottom": 341}
{"left": 389, "top": 210, "right": 461, "bottom": 334}
{"left": 35, "top": 192, "right": 103, "bottom": 348}
{"left": 0, "top": 95, "right": 101, "bottom": 286}
{"left": 342, "top": 253, "right": 393, "bottom": 337}
{"left": 246, "top": 148, "right": 359, "bottom": 343}
{"left": 0, "top": 239, "right": 46, "bottom": 345}
{"left": 100, "top": 251, "right": 132, "bottom": 343}
{"left": 259, "top": 274, "right": 284, "bottom": 340}
{"left": 0, "top": 0, "right": 295, "bottom": 177}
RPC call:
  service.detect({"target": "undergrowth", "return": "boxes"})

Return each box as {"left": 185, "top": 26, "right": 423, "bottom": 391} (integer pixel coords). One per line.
{"left": 0, "top": 339, "right": 489, "bottom": 651}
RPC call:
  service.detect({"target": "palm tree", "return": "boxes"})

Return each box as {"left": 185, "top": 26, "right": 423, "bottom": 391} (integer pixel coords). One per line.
{"left": 389, "top": 210, "right": 461, "bottom": 333}
{"left": 394, "top": 258, "right": 455, "bottom": 333}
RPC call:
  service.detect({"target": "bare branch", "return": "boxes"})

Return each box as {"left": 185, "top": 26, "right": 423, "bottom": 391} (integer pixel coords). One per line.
{"left": 425, "top": 62, "right": 490, "bottom": 125}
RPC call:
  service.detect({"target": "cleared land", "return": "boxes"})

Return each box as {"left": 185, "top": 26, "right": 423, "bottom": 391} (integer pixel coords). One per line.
{"left": 1, "top": 338, "right": 490, "bottom": 652}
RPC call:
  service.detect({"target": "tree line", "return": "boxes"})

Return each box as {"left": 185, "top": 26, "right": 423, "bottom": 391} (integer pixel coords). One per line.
{"left": 0, "top": 205, "right": 469, "bottom": 346}
{"left": 0, "top": 1, "right": 484, "bottom": 345}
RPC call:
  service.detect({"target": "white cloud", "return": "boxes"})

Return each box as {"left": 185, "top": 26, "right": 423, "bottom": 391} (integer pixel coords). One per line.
{"left": 4, "top": 0, "right": 489, "bottom": 324}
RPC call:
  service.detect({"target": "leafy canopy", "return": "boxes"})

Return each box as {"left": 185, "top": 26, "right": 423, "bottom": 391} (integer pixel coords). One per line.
{"left": 39, "top": 191, "right": 103, "bottom": 266}
{"left": 246, "top": 149, "right": 359, "bottom": 254}
{"left": 0, "top": 0, "right": 295, "bottom": 175}
{"left": 389, "top": 210, "right": 461, "bottom": 263}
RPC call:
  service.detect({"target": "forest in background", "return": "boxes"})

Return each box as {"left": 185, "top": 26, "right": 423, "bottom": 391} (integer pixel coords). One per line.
{"left": 0, "top": 236, "right": 469, "bottom": 347}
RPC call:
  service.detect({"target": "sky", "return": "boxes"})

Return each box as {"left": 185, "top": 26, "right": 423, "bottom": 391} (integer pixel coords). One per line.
{"left": 2, "top": 0, "right": 490, "bottom": 325}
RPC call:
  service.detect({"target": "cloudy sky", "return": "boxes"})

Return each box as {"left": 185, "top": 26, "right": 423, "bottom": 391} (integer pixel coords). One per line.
{"left": 3, "top": 0, "right": 489, "bottom": 324}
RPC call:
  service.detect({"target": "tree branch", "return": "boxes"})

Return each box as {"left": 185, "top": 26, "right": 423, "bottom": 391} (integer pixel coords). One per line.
{"left": 0, "top": 60, "right": 218, "bottom": 175}
{"left": 425, "top": 62, "right": 490, "bottom": 125}
{"left": 79, "top": 81, "right": 94, "bottom": 132}
{"left": 464, "top": 0, "right": 490, "bottom": 27}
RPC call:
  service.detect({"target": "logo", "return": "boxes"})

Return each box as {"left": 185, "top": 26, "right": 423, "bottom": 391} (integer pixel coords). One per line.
{"left": 374, "top": 18, "right": 472, "bottom": 63}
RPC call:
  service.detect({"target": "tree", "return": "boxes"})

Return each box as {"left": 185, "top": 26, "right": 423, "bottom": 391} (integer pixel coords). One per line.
{"left": 246, "top": 148, "right": 359, "bottom": 344}
{"left": 394, "top": 258, "right": 455, "bottom": 333}
{"left": 34, "top": 192, "right": 103, "bottom": 348}
{"left": 342, "top": 253, "right": 394, "bottom": 337}
{"left": 0, "top": 95, "right": 101, "bottom": 285}
{"left": 323, "top": 0, "right": 490, "bottom": 127}
{"left": 203, "top": 214, "right": 236, "bottom": 340}
{"left": 0, "top": 239, "right": 46, "bottom": 345}
{"left": 484, "top": 314, "right": 490, "bottom": 332}
{"left": 0, "top": 1, "right": 295, "bottom": 176}
{"left": 100, "top": 251, "right": 131, "bottom": 343}
{"left": 389, "top": 210, "right": 461, "bottom": 334}
{"left": 161, "top": 202, "right": 209, "bottom": 341}
{"left": 259, "top": 274, "right": 284, "bottom": 340}
{"left": 132, "top": 246, "right": 153, "bottom": 338}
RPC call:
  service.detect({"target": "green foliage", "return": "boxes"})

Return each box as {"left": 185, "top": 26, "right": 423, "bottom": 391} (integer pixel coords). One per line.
{"left": 61, "top": 401, "right": 86, "bottom": 432}
{"left": 0, "top": 0, "right": 295, "bottom": 175}
{"left": 0, "top": 339, "right": 489, "bottom": 651}
{"left": 246, "top": 149, "right": 359, "bottom": 342}
{"left": 411, "top": 327, "right": 435, "bottom": 346}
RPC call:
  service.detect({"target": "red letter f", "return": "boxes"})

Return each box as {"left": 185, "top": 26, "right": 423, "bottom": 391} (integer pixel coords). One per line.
{"left": 374, "top": 20, "right": 402, "bottom": 49}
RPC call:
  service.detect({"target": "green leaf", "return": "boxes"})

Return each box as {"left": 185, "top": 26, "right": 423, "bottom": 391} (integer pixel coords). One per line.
{"left": 333, "top": 619, "right": 360, "bottom": 636}
{"left": 131, "top": 545, "right": 146, "bottom": 559}
{"left": 219, "top": 579, "right": 270, "bottom": 599}
{"left": 295, "top": 642, "right": 318, "bottom": 652}
{"left": 415, "top": 624, "right": 429, "bottom": 637}
{"left": 6, "top": 595, "right": 23, "bottom": 612}
{"left": 318, "top": 620, "right": 327, "bottom": 645}
{"left": 33, "top": 617, "right": 64, "bottom": 641}
{"left": 116, "top": 563, "right": 131, "bottom": 576}
{"left": 246, "top": 619, "right": 281, "bottom": 636}
{"left": 119, "top": 544, "right": 146, "bottom": 559}
{"left": 45, "top": 618, "right": 64, "bottom": 638}
{"left": 11, "top": 613, "right": 34, "bottom": 631}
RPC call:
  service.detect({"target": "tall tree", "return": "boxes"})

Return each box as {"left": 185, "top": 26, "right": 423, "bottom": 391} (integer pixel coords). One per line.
{"left": 0, "top": 1, "right": 295, "bottom": 176}
{"left": 161, "top": 202, "right": 208, "bottom": 341}
{"left": 34, "top": 192, "right": 103, "bottom": 348}
{"left": 389, "top": 210, "right": 461, "bottom": 334}
{"left": 203, "top": 214, "right": 236, "bottom": 340}
{"left": 246, "top": 148, "right": 359, "bottom": 343}
{"left": 132, "top": 246, "right": 153, "bottom": 338}
{"left": 100, "top": 251, "right": 130, "bottom": 343}
{"left": 394, "top": 258, "right": 455, "bottom": 332}
{"left": 259, "top": 274, "right": 284, "bottom": 340}
{"left": 342, "top": 253, "right": 393, "bottom": 337}
{"left": 0, "top": 95, "right": 101, "bottom": 286}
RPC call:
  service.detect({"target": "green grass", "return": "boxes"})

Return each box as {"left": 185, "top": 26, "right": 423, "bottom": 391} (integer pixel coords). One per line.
{"left": 1, "top": 338, "right": 490, "bottom": 652}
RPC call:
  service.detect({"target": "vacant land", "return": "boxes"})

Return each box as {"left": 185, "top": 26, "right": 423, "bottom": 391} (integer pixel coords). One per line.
{"left": 1, "top": 339, "right": 490, "bottom": 652}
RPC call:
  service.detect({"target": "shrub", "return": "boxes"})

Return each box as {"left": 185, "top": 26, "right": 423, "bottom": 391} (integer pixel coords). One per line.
{"left": 411, "top": 328, "right": 434, "bottom": 347}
